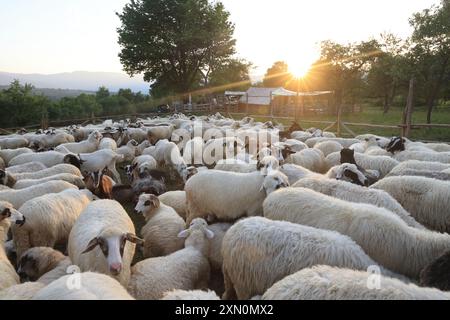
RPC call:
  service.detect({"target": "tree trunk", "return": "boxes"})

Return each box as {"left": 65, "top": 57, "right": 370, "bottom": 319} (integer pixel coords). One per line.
{"left": 426, "top": 55, "right": 449, "bottom": 124}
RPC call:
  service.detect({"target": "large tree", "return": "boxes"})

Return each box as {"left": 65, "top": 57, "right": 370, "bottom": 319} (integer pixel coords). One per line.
{"left": 409, "top": 0, "right": 450, "bottom": 123}
{"left": 117, "top": 0, "right": 236, "bottom": 98}
{"left": 307, "top": 40, "right": 380, "bottom": 114}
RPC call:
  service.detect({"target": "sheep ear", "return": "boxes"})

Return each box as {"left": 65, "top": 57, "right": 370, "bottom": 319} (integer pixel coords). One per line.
{"left": 205, "top": 229, "right": 215, "bottom": 239}
{"left": 82, "top": 237, "right": 100, "bottom": 254}
{"left": 177, "top": 229, "right": 190, "bottom": 238}
{"left": 125, "top": 233, "right": 144, "bottom": 245}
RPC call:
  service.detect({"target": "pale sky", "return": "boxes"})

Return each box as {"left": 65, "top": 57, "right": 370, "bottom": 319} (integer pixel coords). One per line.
{"left": 0, "top": 0, "right": 440, "bottom": 80}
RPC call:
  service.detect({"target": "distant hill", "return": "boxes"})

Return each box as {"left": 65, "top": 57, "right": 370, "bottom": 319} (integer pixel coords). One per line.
{"left": 0, "top": 71, "right": 149, "bottom": 93}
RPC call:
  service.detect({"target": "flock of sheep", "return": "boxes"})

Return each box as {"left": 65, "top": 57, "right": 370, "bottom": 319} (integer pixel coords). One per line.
{"left": 0, "top": 112, "right": 450, "bottom": 300}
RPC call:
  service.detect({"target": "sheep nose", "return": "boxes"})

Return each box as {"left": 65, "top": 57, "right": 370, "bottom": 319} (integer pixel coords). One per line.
{"left": 110, "top": 263, "right": 122, "bottom": 275}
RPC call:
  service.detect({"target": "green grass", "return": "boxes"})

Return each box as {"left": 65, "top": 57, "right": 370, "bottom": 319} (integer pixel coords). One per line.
{"left": 232, "top": 106, "right": 450, "bottom": 142}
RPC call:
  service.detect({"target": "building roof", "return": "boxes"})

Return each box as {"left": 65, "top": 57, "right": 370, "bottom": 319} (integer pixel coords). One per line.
{"left": 239, "top": 87, "right": 280, "bottom": 106}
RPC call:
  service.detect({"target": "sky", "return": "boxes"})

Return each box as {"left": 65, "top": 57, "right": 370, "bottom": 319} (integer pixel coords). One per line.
{"left": 0, "top": 0, "right": 441, "bottom": 80}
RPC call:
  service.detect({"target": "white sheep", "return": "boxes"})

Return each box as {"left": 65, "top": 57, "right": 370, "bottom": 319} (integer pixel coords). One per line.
{"left": 185, "top": 169, "right": 289, "bottom": 225}
{"left": 313, "top": 140, "right": 343, "bottom": 157}
{"left": 78, "top": 149, "right": 124, "bottom": 183}
{"left": 6, "top": 162, "right": 47, "bottom": 175}
{"left": 325, "top": 151, "right": 398, "bottom": 177}
{"left": 11, "top": 164, "right": 82, "bottom": 181}
{"left": 182, "top": 137, "right": 205, "bottom": 166}
{"left": 207, "top": 222, "right": 232, "bottom": 271}
{"left": 0, "top": 148, "right": 33, "bottom": 166}
{"left": 0, "top": 181, "right": 77, "bottom": 208}
{"left": 285, "top": 148, "right": 326, "bottom": 173}
{"left": 263, "top": 187, "right": 450, "bottom": 279}
{"left": 68, "top": 200, "right": 143, "bottom": 286}
{"left": 305, "top": 137, "right": 360, "bottom": 148}
{"left": 387, "top": 167, "right": 450, "bottom": 180}
{"left": 158, "top": 191, "right": 187, "bottom": 219}
{"left": 128, "top": 218, "right": 214, "bottom": 300}
{"left": 13, "top": 173, "right": 85, "bottom": 189}
{"left": 147, "top": 124, "right": 175, "bottom": 144}
{"left": 214, "top": 159, "right": 256, "bottom": 173}
{"left": 9, "top": 151, "right": 82, "bottom": 169}
{"left": 293, "top": 178, "right": 425, "bottom": 229}
{"left": 131, "top": 155, "right": 157, "bottom": 176}
{"left": 0, "top": 202, "right": 25, "bottom": 290}
{"left": 261, "top": 265, "right": 450, "bottom": 300}
{"left": 392, "top": 150, "right": 450, "bottom": 163}
{"left": 143, "top": 139, "right": 188, "bottom": 182}
{"left": 55, "top": 130, "right": 102, "bottom": 154}
{"left": 99, "top": 137, "right": 118, "bottom": 151}
{"left": 391, "top": 160, "right": 450, "bottom": 172}
{"left": 12, "top": 189, "right": 94, "bottom": 258}
{"left": 32, "top": 272, "right": 135, "bottom": 300}
{"left": 135, "top": 194, "right": 185, "bottom": 258}
{"left": 221, "top": 217, "right": 399, "bottom": 300}
{"left": 161, "top": 289, "right": 220, "bottom": 300}
{"left": 116, "top": 139, "right": 138, "bottom": 162}
{"left": 0, "top": 137, "right": 29, "bottom": 149}
{"left": 371, "top": 176, "right": 450, "bottom": 233}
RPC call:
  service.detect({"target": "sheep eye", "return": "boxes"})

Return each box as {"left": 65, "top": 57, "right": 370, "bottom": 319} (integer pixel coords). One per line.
{"left": 144, "top": 200, "right": 151, "bottom": 206}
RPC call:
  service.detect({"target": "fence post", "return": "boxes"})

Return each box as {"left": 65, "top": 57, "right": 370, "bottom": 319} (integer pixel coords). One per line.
{"left": 337, "top": 104, "right": 342, "bottom": 137}
{"left": 402, "top": 78, "right": 415, "bottom": 138}
{"left": 245, "top": 93, "right": 249, "bottom": 116}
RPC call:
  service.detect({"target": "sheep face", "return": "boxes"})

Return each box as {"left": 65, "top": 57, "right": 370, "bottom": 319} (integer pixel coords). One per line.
{"left": 0, "top": 201, "right": 25, "bottom": 226}
{"left": 134, "top": 194, "right": 160, "bottom": 216}
{"left": 63, "top": 154, "right": 84, "bottom": 169}
{"left": 89, "top": 131, "right": 103, "bottom": 143}
{"left": 82, "top": 229, "right": 143, "bottom": 276}
{"left": 335, "top": 163, "right": 368, "bottom": 186}
{"left": 0, "top": 170, "right": 7, "bottom": 185}
{"left": 386, "top": 137, "right": 406, "bottom": 153}
{"left": 260, "top": 171, "right": 289, "bottom": 195}
{"left": 17, "top": 247, "right": 65, "bottom": 282}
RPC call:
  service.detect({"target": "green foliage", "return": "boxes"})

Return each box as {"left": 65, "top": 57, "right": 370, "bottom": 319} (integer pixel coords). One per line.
{"left": 263, "top": 61, "right": 291, "bottom": 88}
{"left": 117, "top": 0, "right": 237, "bottom": 97}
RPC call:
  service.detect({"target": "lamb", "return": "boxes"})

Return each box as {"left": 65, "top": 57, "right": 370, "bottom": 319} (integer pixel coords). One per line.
{"left": 325, "top": 151, "right": 398, "bottom": 177}
{"left": 116, "top": 139, "right": 138, "bottom": 162}
{"left": 313, "top": 140, "right": 343, "bottom": 157}
{"left": 185, "top": 169, "right": 289, "bottom": 225}
{"left": 293, "top": 178, "right": 425, "bottom": 229}
{"left": 16, "top": 247, "right": 68, "bottom": 282}
{"left": 0, "top": 282, "right": 45, "bottom": 300}
{"left": 221, "top": 217, "right": 399, "bottom": 300}
{"left": 99, "top": 137, "right": 118, "bottom": 151}
{"left": 371, "top": 176, "right": 450, "bottom": 233}
{"left": 128, "top": 218, "right": 214, "bottom": 300}
{"left": 261, "top": 265, "right": 450, "bottom": 300}
{"left": 31, "top": 132, "right": 75, "bottom": 149}
{"left": 9, "top": 151, "right": 83, "bottom": 169}
{"left": 6, "top": 162, "right": 47, "bottom": 175}
{"left": 32, "top": 272, "right": 135, "bottom": 300}
{"left": 0, "top": 202, "right": 25, "bottom": 290}
{"left": 285, "top": 148, "right": 326, "bottom": 173}
{"left": 263, "top": 187, "right": 450, "bottom": 279}
{"left": 128, "top": 155, "right": 157, "bottom": 180}
{"left": 0, "top": 148, "right": 33, "bottom": 166}
{"left": 78, "top": 149, "right": 124, "bottom": 183}
{"left": 13, "top": 173, "right": 85, "bottom": 189}
{"left": 158, "top": 191, "right": 187, "bottom": 220}
{"left": 305, "top": 137, "right": 360, "bottom": 148}
{"left": 55, "top": 130, "right": 102, "bottom": 154}
{"left": 0, "top": 181, "right": 77, "bottom": 209}
{"left": 10, "top": 163, "right": 82, "bottom": 181}
{"left": 12, "top": 189, "right": 94, "bottom": 258}
{"left": 68, "top": 200, "right": 143, "bottom": 286}
{"left": 161, "top": 290, "right": 220, "bottom": 300}
{"left": 135, "top": 194, "right": 185, "bottom": 258}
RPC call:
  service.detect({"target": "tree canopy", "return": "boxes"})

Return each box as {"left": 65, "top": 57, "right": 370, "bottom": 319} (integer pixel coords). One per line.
{"left": 117, "top": 0, "right": 238, "bottom": 98}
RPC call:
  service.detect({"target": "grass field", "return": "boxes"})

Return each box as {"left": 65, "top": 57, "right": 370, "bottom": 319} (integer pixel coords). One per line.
{"left": 231, "top": 106, "right": 450, "bottom": 142}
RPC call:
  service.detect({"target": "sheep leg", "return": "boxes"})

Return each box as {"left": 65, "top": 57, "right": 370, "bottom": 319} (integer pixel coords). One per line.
{"left": 109, "top": 166, "right": 122, "bottom": 184}
{"left": 222, "top": 266, "right": 237, "bottom": 300}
